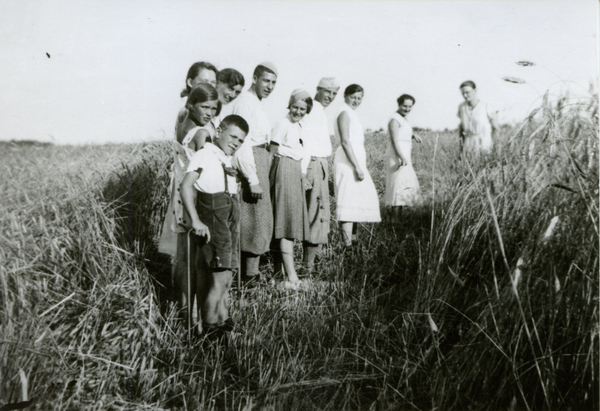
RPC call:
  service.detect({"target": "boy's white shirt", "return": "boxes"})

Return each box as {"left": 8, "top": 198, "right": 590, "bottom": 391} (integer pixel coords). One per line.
{"left": 187, "top": 142, "right": 238, "bottom": 194}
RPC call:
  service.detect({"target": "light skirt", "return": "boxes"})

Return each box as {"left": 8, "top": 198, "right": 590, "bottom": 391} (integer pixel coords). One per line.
{"left": 334, "top": 146, "right": 381, "bottom": 222}
{"left": 384, "top": 141, "right": 420, "bottom": 206}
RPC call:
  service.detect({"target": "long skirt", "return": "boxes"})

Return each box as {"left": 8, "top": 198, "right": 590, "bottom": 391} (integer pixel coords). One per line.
{"left": 384, "top": 141, "right": 420, "bottom": 206}
{"left": 270, "top": 156, "right": 309, "bottom": 241}
{"left": 239, "top": 146, "right": 273, "bottom": 255}
{"left": 305, "top": 157, "right": 330, "bottom": 244}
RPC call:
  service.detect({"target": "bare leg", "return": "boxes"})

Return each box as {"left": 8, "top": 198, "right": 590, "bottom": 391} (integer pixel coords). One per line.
{"left": 217, "top": 270, "right": 233, "bottom": 324}
{"left": 280, "top": 238, "right": 299, "bottom": 283}
{"left": 202, "top": 269, "right": 231, "bottom": 327}
{"left": 392, "top": 206, "right": 403, "bottom": 222}
{"left": 302, "top": 243, "right": 320, "bottom": 272}
{"left": 340, "top": 222, "right": 354, "bottom": 247}
{"left": 243, "top": 253, "right": 260, "bottom": 278}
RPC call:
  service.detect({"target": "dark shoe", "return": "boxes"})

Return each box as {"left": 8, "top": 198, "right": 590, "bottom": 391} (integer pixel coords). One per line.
{"left": 219, "top": 318, "right": 235, "bottom": 333}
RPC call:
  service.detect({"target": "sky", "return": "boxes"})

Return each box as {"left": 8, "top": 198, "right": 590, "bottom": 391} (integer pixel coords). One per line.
{"left": 0, "top": 0, "right": 598, "bottom": 145}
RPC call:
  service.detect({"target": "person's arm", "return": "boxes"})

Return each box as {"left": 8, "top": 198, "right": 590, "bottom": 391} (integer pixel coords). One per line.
{"left": 231, "top": 98, "right": 263, "bottom": 199}
{"left": 338, "top": 111, "right": 364, "bottom": 181}
{"left": 269, "top": 142, "right": 280, "bottom": 156}
{"left": 388, "top": 118, "right": 409, "bottom": 168}
{"left": 189, "top": 128, "right": 211, "bottom": 152}
{"left": 488, "top": 110, "right": 500, "bottom": 139}
{"left": 300, "top": 143, "right": 312, "bottom": 191}
{"left": 180, "top": 171, "right": 210, "bottom": 241}
{"left": 231, "top": 143, "right": 263, "bottom": 199}
{"left": 412, "top": 131, "right": 422, "bottom": 144}
{"left": 269, "top": 120, "right": 285, "bottom": 157}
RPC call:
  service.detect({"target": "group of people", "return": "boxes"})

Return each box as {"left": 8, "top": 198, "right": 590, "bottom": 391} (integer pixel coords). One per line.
{"left": 157, "top": 60, "right": 499, "bottom": 339}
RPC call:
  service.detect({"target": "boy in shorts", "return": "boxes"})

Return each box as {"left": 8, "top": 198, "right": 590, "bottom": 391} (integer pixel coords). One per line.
{"left": 180, "top": 114, "right": 249, "bottom": 337}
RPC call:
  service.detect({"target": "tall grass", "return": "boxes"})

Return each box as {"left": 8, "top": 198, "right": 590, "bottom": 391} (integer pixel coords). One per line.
{"left": 0, "top": 92, "right": 597, "bottom": 410}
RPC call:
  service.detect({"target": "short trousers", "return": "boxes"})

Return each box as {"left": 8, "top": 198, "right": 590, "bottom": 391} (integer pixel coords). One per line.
{"left": 195, "top": 192, "right": 240, "bottom": 270}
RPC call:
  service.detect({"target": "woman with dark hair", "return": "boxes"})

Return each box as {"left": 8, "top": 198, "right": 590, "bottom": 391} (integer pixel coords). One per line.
{"left": 333, "top": 84, "right": 381, "bottom": 248}
{"left": 216, "top": 68, "right": 245, "bottom": 105}
{"left": 384, "top": 94, "right": 421, "bottom": 220}
{"left": 176, "top": 61, "right": 219, "bottom": 128}
{"left": 181, "top": 61, "right": 218, "bottom": 98}
{"left": 215, "top": 68, "right": 245, "bottom": 124}
{"left": 457, "top": 80, "right": 499, "bottom": 156}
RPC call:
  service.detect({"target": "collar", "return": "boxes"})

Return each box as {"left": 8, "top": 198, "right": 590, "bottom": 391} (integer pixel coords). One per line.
{"left": 203, "top": 142, "right": 230, "bottom": 162}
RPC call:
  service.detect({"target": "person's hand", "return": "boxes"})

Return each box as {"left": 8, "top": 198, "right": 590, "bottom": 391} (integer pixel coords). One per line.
{"left": 354, "top": 167, "right": 365, "bottom": 181}
{"left": 223, "top": 166, "right": 238, "bottom": 177}
{"left": 412, "top": 133, "right": 422, "bottom": 144}
{"left": 250, "top": 184, "right": 263, "bottom": 200}
{"left": 302, "top": 174, "right": 312, "bottom": 191}
{"left": 192, "top": 221, "right": 210, "bottom": 242}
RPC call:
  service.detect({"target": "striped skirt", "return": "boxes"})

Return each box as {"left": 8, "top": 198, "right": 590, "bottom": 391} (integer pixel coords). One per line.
{"left": 270, "top": 156, "right": 309, "bottom": 241}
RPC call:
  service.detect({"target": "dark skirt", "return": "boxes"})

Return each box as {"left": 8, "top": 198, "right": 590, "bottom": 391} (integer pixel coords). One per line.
{"left": 270, "top": 156, "right": 309, "bottom": 241}
{"left": 239, "top": 146, "right": 273, "bottom": 255}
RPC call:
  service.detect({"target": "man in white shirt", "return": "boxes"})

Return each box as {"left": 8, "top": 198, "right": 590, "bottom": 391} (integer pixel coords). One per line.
{"left": 230, "top": 62, "right": 278, "bottom": 282}
{"left": 300, "top": 77, "right": 340, "bottom": 272}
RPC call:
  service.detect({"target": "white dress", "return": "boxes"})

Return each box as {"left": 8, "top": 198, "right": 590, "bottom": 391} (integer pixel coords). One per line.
{"left": 333, "top": 103, "right": 381, "bottom": 222}
{"left": 384, "top": 112, "right": 420, "bottom": 206}
{"left": 457, "top": 100, "right": 495, "bottom": 154}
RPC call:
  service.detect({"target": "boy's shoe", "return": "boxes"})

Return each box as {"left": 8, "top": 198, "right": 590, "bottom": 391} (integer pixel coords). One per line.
{"left": 219, "top": 318, "right": 235, "bottom": 333}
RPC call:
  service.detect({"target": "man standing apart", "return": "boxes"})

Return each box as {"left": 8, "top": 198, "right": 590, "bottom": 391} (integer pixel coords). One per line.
{"left": 301, "top": 77, "right": 340, "bottom": 272}
{"left": 231, "top": 62, "right": 278, "bottom": 282}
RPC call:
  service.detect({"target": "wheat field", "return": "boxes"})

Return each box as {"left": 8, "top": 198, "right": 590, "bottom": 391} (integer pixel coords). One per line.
{"left": 1, "top": 93, "right": 598, "bottom": 410}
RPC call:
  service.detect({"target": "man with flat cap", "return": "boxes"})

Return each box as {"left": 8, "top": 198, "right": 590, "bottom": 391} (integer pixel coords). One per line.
{"left": 230, "top": 62, "right": 278, "bottom": 282}
{"left": 300, "top": 77, "right": 340, "bottom": 272}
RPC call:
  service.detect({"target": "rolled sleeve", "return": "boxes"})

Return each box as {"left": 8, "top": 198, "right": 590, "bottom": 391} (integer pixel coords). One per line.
{"left": 232, "top": 142, "right": 260, "bottom": 186}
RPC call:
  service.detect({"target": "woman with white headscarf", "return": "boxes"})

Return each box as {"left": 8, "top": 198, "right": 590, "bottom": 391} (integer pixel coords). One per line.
{"left": 269, "top": 89, "right": 313, "bottom": 289}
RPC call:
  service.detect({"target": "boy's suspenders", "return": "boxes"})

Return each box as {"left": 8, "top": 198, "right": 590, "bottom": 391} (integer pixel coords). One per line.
{"left": 222, "top": 164, "right": 230, "bottom": 195}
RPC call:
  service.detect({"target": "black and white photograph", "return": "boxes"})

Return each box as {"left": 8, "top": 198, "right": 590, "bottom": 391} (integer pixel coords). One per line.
{"left": 1, "top": 1, "right": 598, "bottom": 409}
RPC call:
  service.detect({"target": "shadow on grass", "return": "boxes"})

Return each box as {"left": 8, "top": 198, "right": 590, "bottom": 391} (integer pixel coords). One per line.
{"left": 100, "top": 149, "right": 174, "bottom": 311}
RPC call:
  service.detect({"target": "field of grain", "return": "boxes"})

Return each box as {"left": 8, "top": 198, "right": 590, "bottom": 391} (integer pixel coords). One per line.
{"left": 1, "top": 94, "right": 598, "bottom": 410}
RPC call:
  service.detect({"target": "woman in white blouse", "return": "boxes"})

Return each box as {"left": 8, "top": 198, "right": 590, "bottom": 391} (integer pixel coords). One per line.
{"left": 269, "top": 89, "right": 313, "bottom": 289}
{"left": 457, "top": 80, "right": 499, "bottom": 156}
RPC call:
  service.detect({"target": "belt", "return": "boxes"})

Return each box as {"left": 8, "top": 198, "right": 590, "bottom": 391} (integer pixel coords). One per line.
{"left": 253, "top": 143, "right": 269, "bottom": 149}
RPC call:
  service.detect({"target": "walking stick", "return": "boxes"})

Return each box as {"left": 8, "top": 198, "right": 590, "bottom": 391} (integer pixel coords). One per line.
{"left": 187, "top": 228, "right": 194, "bottom": 343}
{"left": 237, "top": 225, "right": 241, "bottom": 300}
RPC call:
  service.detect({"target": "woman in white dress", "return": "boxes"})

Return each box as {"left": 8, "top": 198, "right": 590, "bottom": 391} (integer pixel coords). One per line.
{"left": 385, "top": 94, "right": 421, "bottom": 221}
{"left": 334, "top": 84, "right": 381, "bottom": 248}
{"left": 457, "top": 80, "right": 499, "bottom": 157}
